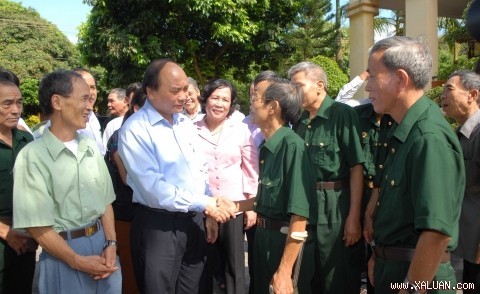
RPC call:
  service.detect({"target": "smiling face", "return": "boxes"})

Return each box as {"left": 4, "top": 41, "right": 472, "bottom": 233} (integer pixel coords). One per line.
{"left": 0, "top": 83, "right": 22, "bottom": 132}
{"left": 77, "top": 71, "right": 97, "bottom": 109}
{"left": 184, "top": 84, "right": 200, "bottom": 114}
{"left": 205, "top": 87, "right": 232, "bottom": 124}
{"left": 57, "top": 77, "right": 92, "bottom": 132}
{"left": 365, "top": 50, "right": 399, "bottom": 115}
{"left": 441, "top": 75, "right": 473, "bottom": 123}
{"left": 146, "top": 62, "right": 189, "bottom": 122}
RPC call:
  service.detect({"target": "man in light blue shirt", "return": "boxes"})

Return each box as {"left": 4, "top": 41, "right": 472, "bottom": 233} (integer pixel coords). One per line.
{"left": 118, "top": 59, "right": 236, "bottom": 293}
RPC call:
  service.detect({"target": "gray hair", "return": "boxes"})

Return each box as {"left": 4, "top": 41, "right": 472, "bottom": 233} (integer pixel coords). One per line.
{"left": 447, "top": 70, "right": 480, "bottom": 91}
{"left": 287, "top": 61, "right": 328, "bottom": 90}
{"left": 110, "top": 88, "right": 126, "bottom": 101}
{"left": 187, "top": 77, "right": 200, "bottom": 93}
{"left": 264, "top": 78, "right": 303, "bottom": 125}
{"left": 370, "top": 36, "right": 432, "bottom": 89}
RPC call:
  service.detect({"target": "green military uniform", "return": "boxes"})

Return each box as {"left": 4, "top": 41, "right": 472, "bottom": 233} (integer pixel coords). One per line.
{"left": 373, "top": 96, "right": 465, "bottom": 293}
{"left": 0, "top": 128, "right": 35, "bottom": 294}
{"left": 253, "top": 127, "right": 317, "bottom": 294}
{"left": 295, "top": 96, "right": 365, "bottom": 294}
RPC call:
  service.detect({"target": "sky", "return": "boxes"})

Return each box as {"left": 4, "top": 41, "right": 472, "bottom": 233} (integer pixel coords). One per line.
{"left": 11, "top": 0, "right": 355, "bottom": 44}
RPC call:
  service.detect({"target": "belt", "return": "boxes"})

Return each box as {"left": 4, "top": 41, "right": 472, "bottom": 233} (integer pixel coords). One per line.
{"left": 373, "top": 245, "right": 450, "bottom": 263}
{"left": 256, "top": 216, "right": 314, "bottom": 231}
{"left": 59, "top": 220, "right": 100, "bottom": 240}
{"left": 316, "top": 180, "right": 349, "bottom": 190}
{"left": 139, "top": 204, "right": 196, "bottom": 218}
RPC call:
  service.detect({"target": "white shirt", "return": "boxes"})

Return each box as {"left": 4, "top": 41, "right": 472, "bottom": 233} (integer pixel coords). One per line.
{"left": 102, "top": 116, "right": 124, "bottom": 153}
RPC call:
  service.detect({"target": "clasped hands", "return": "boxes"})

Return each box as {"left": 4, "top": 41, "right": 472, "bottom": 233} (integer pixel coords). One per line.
{"left": 204, "top": 197, "right": 238, "bottom": 223}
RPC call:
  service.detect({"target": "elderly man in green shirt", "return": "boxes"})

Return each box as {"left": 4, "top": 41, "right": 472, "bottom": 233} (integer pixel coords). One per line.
{"left": 0, "top": 69, "right": 37, "bottom": 294}
{"left": 366, "top": 36, "right": 465, "bottom": 294}
{"left": 289, "top": 62, "right": 366, "bottom": 294}
{"left": 12, "top": 70, "right": 121, "bottom": 293}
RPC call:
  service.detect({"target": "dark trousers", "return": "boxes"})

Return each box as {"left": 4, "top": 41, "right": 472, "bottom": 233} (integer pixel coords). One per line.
{"left": 131, "top": 206, "right": 207, "bottom": 294}
{"left": 245, "top": 225, "right": 256, "bottom": 294}
{"left": 463, "top": 259, "right": 480, "bottom": 294}
{"left": 0, "top": 240, "right": 36, "bottom": 294}
{"left": 200, "top": 215, "right": 246, "bottom": 294}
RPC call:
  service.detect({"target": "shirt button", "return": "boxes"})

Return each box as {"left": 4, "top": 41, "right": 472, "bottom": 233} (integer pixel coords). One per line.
{"left": 388, "top": 121, "right": 392, "bottom": 126}
{"left": 267, "top": 182, "right": 271, "bottom": 186}
{"left": 391, "top": 148, "right": 395, "bottom": 154}
{"left": 390, "top": 180, "right": 395, "bottom": 186}
{"left": 308, "top": 125, "right": 311, "bottom": 129}
{"left": 376, "top": 201, "right": 380, "bottom": 207}
{"left": 306, "top": 143, "right": 309, "bottom": 146}
{"left": 260, "top": 160, "right": 264, "bottom": 164}
{"left": 369, "top": 175, "right": 372, "bottom": 179}
{"left": 379, "top": 164, "right": 383, "bottom": 169}
{"left": 259, "top": 180, "right": 262, "bottom": 184}
{"left": 319, "top": 143, "right": 324, "bottom": 147}
{"left": 384, "top": 143, "right": 387, "bottom": 147}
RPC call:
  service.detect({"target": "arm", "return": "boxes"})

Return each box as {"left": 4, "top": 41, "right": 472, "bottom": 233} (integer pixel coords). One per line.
{"left": 344, "top": 164, "right": 363, "bottom": 246}
{"left": 400, "top": 230, "right": 451, "bottom": 294}
{"left": 335, "top": 71, "right": 368, "bottom": 103}
{"left": 27, "top": 226, "right": 118, "bottom": 278}
{"left": 100, "top": 205, "right": 117, "bottom": 270}
{"left": 271, "top": 215, "right": 307, "bottom": 294}
{"left": 0, "top": 222, "right": 31, "bottom": 255}
{"left": 112, "top": 151, "right": 128, "bottom": 185}
{"left": 241, "top": 127, "right": 260, "bottom": 230}
{"left": 363, "top": 187, "right": 379, "bottom": 243}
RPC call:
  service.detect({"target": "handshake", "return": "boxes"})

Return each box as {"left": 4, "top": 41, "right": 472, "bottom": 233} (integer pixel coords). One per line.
{"left": 204, "top": 197, "right": 238, "bottom": 223}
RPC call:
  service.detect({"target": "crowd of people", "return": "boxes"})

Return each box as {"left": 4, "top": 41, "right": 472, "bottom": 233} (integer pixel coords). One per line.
{"left": 0, "top": 35, "right": 479, "bottom": 294}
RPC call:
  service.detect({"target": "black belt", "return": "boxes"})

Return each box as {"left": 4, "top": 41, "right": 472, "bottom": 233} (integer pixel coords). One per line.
{"left": 373, "top": 245, "right": 450, "bottom": 263}
{"left": 139, "top": 204, "right": 196, "bottom": 218}
{"left": 59, "top": 220, "right": 100, "bottom": 240}
{"left": 256, "top": 216, "right": 314, "bottom": 231}
{"left": 316, "top": 180, "right": 349, "bottom": 190}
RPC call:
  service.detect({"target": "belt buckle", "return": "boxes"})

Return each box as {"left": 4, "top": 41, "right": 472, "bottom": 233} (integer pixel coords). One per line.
{"left": 85, "top": 223, "right": 96, "bottom": 237}
{"left": 367, "top": 181, "right": 374, "bottom": 189}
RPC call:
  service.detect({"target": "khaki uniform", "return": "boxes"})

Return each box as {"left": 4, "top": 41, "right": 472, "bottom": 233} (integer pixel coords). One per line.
{"left": 295, "top": 96, "right": 365, "bottom": 294}
{"left": 373, "top": 97, "right": 465, "bottom": 293}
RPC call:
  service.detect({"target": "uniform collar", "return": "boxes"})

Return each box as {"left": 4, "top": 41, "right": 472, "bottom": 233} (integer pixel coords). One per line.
{"left": 43, "top": 127, "right": 93, "bottom": 160}
{"left": 458, "top": 109, "right": 480, "bottom": 139}
{"left": 391, "top": 96, "right": 431, "bottom": 143}
{"left": 301, "top": 95, "right": 333, "bottom": 123}
{"left": 262, "top": 126, "right": 290, "bottom": 153}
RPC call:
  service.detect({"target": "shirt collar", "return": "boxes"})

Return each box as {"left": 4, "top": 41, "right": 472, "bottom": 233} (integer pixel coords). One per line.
{"left": 392, "top": 96, "right": 431, "bottom": 143}
{"left": 144, "top": 100, "right": 184, "bottom": 126}
{"left": 300, "top": 95, "right": 333, "bottom": 124}
{"left": 43, "top": 128, "right": 93, "bottom": 160}
{"left": 262, "top": 126, "right": 291, "bottom": 153}
{"left": 458, "top": 109, "right": 480, "bottom": 139}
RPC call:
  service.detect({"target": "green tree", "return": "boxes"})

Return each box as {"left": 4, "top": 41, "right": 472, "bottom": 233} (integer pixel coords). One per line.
{"left": 78, "top": 0, "right": 311, "bottom": 88}
{"left": 309, "top": 55, "right": 348, "bottom": 97}
{"left": 0, "top": 0, "right": 80, "bottom": 116}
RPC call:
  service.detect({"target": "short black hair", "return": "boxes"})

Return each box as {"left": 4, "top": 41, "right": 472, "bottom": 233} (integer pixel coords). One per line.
{"left": 264, "top": 79, "right": 303, "bottom": 125}
{"left": 200, "top": 78, "right": 238, "bottom": 117}
{"left": 0, "top": 68, "right": 20, "bottom": 87}
{"left": 126, "top": 82, "right": 142, "bottom": 97}
{"left": 253, "top": 70, "right": 281, "bottom": 86}
{"left": 39, "top": 70, "right": 82, "bottom": 116}
{"left": 142, "top": 59, "right": 175, "bottom": 94}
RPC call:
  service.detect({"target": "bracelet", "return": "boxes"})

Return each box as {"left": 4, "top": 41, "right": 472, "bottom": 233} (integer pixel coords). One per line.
{"left": 103, "top": 240, "right": 118, "bottom": 250}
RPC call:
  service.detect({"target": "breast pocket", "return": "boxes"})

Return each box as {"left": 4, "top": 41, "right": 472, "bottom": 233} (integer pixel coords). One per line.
{"left": 310, "top": 137, "right": 335, "bottom": 166}
{"left": 258, "top": 177, "right": 281, "bottom": 209}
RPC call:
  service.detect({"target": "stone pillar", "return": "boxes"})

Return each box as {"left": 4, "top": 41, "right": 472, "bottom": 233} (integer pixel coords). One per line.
{"left": 405, "top": 0, "right": 438, "bottom": 90}
{"left": 347, "top": 0, "right": 378, "bottom": 99}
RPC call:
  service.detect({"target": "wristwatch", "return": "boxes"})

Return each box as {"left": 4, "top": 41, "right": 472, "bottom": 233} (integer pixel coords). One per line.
{"left": 103, "top": 240, "right": 118, "bottom": 249}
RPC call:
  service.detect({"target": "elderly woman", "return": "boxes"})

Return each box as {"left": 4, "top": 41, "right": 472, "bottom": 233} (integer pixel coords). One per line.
{"left": 249, "top": 79, "right": 316, "bottom": 294}
{"left": 183, "top": 77, "right": 203, "bottom": 122}
{"left": 195, "top": 78, "right": 259, "bottom": 293}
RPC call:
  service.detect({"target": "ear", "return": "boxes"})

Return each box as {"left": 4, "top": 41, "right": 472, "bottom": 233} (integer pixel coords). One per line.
{"left": 395, "top": 69, "right": 410, "bottom": 91}
{"left": 268, "top": 100, "right": 279, "bottom": 115}
{"left": 468, "top": 89, "right": 479, "bottom": 104}
{"left": 51, "top": 94, "right": 62, "bottom": 111}
{"left": 316, "top": 80, "right": 325, "bottom": 93}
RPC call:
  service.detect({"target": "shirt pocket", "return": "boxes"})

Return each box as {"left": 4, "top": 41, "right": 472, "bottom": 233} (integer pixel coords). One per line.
{"left": 310, "top": 136, "right": 335, "bottom": 166}
{"left": 258, "top": 177, "right": 281, "bottom": 209}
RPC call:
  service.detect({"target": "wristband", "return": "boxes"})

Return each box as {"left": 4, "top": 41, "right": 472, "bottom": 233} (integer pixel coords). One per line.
{"left": 103, "top": 240, "right": 118, "bottom": 250}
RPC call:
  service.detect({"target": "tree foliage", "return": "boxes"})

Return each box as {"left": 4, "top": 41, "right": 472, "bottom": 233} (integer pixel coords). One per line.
{"left": 78, "top": 0, "right": 316, "bottom": 88}
{"left": 0, "top": 0, "right": 80, "bottom": 116}
{"left": 309, "top": 55, "right": 348, "bottom": 97}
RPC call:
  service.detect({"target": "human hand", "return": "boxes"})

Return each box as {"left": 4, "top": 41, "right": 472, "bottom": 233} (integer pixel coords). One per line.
{"left": 368, "top": 255, "right": 375, "bottom": 287}
{"left": 93, "top": 246, "right": 118, "bottom": 279}
{"left": 244, "top": 211, "right": 257, "bottom": 230}
{"left": 205, "top": 216, "right": 218, "bottom": 243}
{"left": 270, "top": 270, "right": 294, "bottom": 294}
{"left": 343, "top": 214, "right": 361, "bottom": 246}
{"left": 363, "top": 213, "right": 374, "bottom": 244}
{"left": 73, "top": 254, "right": 118, "bottom": 279}
{"left": 204, "top": 197, "right": 237, "bottom": 223}
{"left": 5, "top": 229, "right": 31, "bottom": 255}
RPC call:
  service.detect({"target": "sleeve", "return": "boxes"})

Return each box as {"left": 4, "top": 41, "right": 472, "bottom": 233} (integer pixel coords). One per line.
{"left": 118, "top": 121, "right": 210, "bottom": 212}
{"left": 241, "top": 125, "right": 259, "bottom": 197}
{"left": 13, "top": 148, "right": 55, "bottom": 229}
{"left": 338, "top": 106, "right": 366, "bottom": 167}
{"left": 335, "top": 76, "right": 365, "bottom": 103}
{"left": 410, "top": 133, "right": 465, "bottom": 237}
